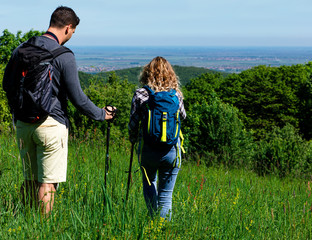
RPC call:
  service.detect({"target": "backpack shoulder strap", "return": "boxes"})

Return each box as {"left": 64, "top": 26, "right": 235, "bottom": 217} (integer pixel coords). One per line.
{"left": 143, "top": 85, "right": 155, "bottom": 95}
{"left": 25, "top": 36, "right": 39, "bottom": 45}
{"left": 169, "top": 89, "right": 176, "bottom": 95}
{"left": 51, "top": 46, "right": 73, "bottom": 59}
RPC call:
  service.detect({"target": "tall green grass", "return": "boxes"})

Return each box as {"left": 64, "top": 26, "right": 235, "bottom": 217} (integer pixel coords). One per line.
{"left": 0, "top": 133, "right": 311, "bottom": 239}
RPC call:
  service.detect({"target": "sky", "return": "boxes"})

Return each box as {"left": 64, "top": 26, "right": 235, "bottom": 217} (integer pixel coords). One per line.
{"left": 1, "top": 0, "right": 312, "bottom": 47}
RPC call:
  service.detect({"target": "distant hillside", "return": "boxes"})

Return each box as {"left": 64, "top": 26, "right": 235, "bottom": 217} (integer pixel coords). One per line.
{"left": 78, "top": 65, "right": 228, "bottom": 88}
{"left": 173, "top": 65, "right": 229, "bottom": 85}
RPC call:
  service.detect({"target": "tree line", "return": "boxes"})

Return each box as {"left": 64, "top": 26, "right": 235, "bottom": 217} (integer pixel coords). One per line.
{"left": 78, "top": 65, "right": 228, "bottom": 89}
{"left": 1, "top": 29, "right": 312, "bottom": 179}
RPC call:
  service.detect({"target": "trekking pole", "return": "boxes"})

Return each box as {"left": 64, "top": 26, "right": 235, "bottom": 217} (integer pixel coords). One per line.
{"left": 104, "top": 105, "right": 117, "bottom": 190}
{"left": 126, "top": 143, "right": 134, "bottom": 202}
{"left": 104, "top": 120, "right": 111, "bottom": 189}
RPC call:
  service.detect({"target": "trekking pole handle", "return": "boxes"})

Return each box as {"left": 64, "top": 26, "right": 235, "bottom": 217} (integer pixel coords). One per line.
{"left": 105, "top": 105, "right": 118, "bottom": 122}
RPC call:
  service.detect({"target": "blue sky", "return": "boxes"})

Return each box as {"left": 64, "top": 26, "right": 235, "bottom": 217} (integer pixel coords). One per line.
{"left": 1, "top": 0, "right": 312, "bottom": 47}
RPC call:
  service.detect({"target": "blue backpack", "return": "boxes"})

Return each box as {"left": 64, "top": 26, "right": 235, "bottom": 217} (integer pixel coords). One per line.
{"left": 142, "top": 86, "right": 181, "bottom": 147}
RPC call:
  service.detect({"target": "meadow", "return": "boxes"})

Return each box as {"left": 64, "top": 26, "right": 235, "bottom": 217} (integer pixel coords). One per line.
{"left": 2, "top": 29, "right": 312, "bottom": 239}
{"left": 1, "top": 132, "right": 312, "bottom": 239}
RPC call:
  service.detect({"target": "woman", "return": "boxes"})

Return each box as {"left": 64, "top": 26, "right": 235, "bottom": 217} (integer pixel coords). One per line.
{"left": 128, "top": 56, "right": 186, "bottom": 220}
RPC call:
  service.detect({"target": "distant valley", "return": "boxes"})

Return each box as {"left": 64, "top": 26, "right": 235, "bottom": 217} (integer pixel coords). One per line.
{"left": 71, "top": 46, "right": 312, "bottom": 74}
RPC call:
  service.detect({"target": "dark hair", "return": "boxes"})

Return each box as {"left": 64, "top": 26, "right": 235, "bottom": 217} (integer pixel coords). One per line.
{"left": 49, "top": 6, "right": 80, "bottom": 28}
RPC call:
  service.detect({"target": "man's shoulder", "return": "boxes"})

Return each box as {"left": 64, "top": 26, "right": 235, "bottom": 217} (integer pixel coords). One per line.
{"left": 32, "top": 36, "right": 74, "bottom": 57}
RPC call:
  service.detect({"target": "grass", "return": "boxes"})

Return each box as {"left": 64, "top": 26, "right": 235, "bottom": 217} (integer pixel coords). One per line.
{"left": 0, "top": 132, "right": 312, "bottom": 239}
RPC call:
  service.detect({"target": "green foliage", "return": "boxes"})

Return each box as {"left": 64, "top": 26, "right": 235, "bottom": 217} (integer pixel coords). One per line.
{"left": 68, "top": 73, "right": 136, "bottom": 141}
{"left": 296, "top": 62, "right": 312, "bottom": 139}
{"left": 183, "top": 72, "right": 222, "bottom": 109}
{"left": 172, "top": 65, "right": 229, "bottom": 85}
{"left": 218, "top": 64, "right": 312, "bottom": 139}
{"left": 96, "top": 67, "right": 141, "bottom": 85}
{"left": 183, "top": 98, "right": 254, "bottom": 168}
{"left": 78, "top": 71, "right": 97, "bottom": 89}
{"left": 0, "top": 29, "right": 44, "bottom": 64}
{"left": 0, "top": 65, "right": 12, "bottom": 132}
{"left": 2, "top": 28, "right": 312, "bottom": 180}
{"left": 183, "top": 74, "right": 253, "bottom": 167}
{"left": 254, "top": 124, "right": 312, "bottom": 178}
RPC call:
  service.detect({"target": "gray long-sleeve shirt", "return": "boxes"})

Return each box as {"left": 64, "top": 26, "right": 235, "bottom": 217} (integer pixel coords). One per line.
{"left": 3, "top": 35, "right": 106, "bottom": 127}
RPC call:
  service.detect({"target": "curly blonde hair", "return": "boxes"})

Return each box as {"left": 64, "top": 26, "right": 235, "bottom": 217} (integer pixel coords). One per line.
{"left": 140, "top": 56, "right": 182, "bottom": 97}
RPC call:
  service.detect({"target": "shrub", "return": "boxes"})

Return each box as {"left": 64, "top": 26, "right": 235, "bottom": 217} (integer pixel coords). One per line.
{"left": 183, "top": 98, "right": 254, "bottom": 168}
{"left": 254, "top": 123, "right": 311, "bottom": 178}
{"left": 0, "top": 65, "right": 12, "bottom": 132}
{"left": 68, "top": 73, "right": 136, "bottom": 142}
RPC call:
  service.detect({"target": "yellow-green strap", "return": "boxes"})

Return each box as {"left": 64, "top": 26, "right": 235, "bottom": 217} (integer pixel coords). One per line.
{"left": 175, "top": 110, "right": 180, "bottom": 138}
{"left": 180, "top": 131, "right": 186, "bottom": 154}
{"left": 141, "top": 166, "right": 151, "bottom": 186}
{"left": 161, "top": 112, "right": 167, "bottom": 142}
{"left": 173, "top": 142, "right": 181, "bottom": 168}
{"left": 147, "top": 109, "right": 151, "bottom": 134}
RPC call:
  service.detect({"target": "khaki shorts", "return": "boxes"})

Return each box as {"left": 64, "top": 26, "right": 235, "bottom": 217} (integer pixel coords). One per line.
{"left": 16, "top": 116, "right": 68, "bottom": 183}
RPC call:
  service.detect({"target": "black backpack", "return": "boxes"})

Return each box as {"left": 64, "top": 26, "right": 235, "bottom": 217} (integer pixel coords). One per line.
{"left": 4, "top": 37, "right": 72, "bottom": 123}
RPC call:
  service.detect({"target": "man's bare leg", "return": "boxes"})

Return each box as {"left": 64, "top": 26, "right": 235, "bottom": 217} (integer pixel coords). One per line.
{"left": 38, "top": 183, "right": 56, "bottom": 215}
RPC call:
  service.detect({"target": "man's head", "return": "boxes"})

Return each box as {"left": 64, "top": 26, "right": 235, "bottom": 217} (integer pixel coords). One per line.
{"left": 50, "top": 6, "right": 80, "bottom": 29}
{"left": 48, "top": 6, "right": 80, "bottom": 45}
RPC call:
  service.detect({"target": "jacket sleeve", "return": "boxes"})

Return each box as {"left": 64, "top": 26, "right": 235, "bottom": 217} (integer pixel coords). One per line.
{"left": 177, "top": 92, "right": 186, "bottom": 120}
{"left": 61, "top": 53, "right": 106, "bottom": 121}
{"left": 128, "top": 91, "right": 141, "bottom": 144}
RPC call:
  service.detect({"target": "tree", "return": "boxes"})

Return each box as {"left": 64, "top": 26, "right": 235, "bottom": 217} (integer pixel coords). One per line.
{"left": 218, "top": 65, "right": 309, "bottom": 139}
{"left": 296, "top": 62, "right": 312, "bottom": 139}
{"left": 183, "top": 72, "right": 223, "bottom": 110}
{"left": 0, "top": 29, "right": 43, "bottom": 64}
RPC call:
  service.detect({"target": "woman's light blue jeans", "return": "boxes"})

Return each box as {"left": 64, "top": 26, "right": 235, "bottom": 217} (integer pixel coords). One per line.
{"left": 140, "top": 140, "right": 181, "bottom": 221}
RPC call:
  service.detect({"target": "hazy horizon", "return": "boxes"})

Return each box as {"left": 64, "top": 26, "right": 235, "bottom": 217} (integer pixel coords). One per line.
{"left": 72, "top": 45, "right": 312, "bottom": 73}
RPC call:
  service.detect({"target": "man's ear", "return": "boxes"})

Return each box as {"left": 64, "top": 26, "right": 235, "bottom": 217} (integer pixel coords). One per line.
{"left": 65, "top": 24, "right": 72, "bottom": 35}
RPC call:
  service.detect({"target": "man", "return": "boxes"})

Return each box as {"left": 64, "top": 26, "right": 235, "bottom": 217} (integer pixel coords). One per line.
{"left": 3, "top": 6, "right": 116, "bottom": 215}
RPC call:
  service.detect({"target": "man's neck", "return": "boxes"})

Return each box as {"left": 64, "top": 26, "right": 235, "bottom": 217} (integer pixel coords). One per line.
{"left": 45, "top": 27, "right": 63, "bottom": 45}
{"left": 44, "top": 31, "right": 59, "bottom": 44}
